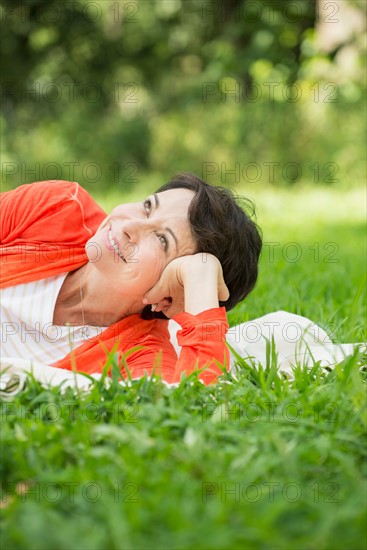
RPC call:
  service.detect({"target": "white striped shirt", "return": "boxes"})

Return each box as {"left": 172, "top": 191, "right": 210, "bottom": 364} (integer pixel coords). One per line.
{"left": 0, "top": 274, "right": 106, "bottom": 365}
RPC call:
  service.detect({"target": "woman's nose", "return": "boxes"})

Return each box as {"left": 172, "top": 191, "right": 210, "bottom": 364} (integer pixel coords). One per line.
{"left": 120, "top": 218, "right": 152, "bottom": 242}
{"left": 120, "top": 219, "right": 138, "bottom": 242}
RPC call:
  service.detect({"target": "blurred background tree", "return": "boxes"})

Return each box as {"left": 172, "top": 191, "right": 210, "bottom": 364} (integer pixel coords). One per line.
{"left": 1, "top": 0, "right": 366, "bottom": 192}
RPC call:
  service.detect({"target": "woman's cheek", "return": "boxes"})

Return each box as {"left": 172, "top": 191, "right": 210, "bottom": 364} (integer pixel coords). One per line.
{"left": 138, "top": 245, "right": 165, "bottom": 282}
{"left": 123, "top": 242, "right": 139, "bottom": 264}
{"left": 85, "top": 235, "right": 104, "bottom": 264}
{"left": 96, "top": 216, "right": 109, "bottom": 232}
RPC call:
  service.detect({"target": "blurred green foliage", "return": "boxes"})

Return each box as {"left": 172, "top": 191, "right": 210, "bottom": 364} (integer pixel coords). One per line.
{"left": 1, "top": 0, "right": 366, "bottom": 192}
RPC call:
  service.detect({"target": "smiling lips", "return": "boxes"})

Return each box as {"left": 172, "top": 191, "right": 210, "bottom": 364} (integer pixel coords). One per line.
{"left": 107, "top": 227, "right": 126, "bottom": 262}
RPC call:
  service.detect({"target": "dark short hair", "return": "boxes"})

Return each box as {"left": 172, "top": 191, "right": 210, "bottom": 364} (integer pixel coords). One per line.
{"left": 141, "top": 172, "right": 262, "bottom": 320}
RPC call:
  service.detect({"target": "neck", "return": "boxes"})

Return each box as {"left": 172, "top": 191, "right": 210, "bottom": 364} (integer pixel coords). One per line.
{"left": 53, "top": 264, "right": 144, "bottom": 326}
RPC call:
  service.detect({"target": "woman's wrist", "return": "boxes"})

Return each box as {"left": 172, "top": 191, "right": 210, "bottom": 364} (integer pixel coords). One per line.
{"left": 181, "top": 255, "right": 220, "bottom": 315}
{"left": 142, "top": 253, "right": 229, "bottom": 318}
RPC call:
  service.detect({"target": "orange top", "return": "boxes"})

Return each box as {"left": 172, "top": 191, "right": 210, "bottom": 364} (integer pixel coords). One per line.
{"left": 0, "top": 180, "right": 229, "bottom": 384}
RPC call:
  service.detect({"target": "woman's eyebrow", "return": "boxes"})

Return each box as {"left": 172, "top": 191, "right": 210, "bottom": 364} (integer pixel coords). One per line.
{"left": 153, "top": 193, "right": 178, "bottom": 252}
{"left": 153, "top": 193, "right": 160, "bottom": 209}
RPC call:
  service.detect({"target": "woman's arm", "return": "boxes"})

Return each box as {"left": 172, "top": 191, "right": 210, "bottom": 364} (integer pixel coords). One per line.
{"left": 142, "top": 253, "right": 229, "bottom": 317}
{"left": 0, "top": 180, "right": 106, "bottom": 246}
{"left": 142, "top": 253, "right": 230, "bottom": 383}
{"left": 171, "top": 307, "right": 229, "bottom": 384}
{"left": 0, "top": 180, "right": 106, "bottom": 288}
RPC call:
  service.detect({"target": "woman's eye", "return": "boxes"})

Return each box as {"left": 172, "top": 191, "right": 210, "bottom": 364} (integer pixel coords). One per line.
{"left": 143, "top": 198, "right": 152, "bottom": 214}
{"left": 158, "top": 234, "right": 168, "bottom": 251}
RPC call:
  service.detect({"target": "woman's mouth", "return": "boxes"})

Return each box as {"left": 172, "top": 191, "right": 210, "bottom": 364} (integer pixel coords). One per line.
{"left": 105, "top": 227, "right": 126, "bottom": 262}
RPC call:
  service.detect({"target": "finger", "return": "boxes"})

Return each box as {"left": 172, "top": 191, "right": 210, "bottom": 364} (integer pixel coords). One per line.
{"left": 149, "top": 297, "right": 172, "bottom": 312}
{"left": 218, "top": 284, "right": 230, "bottom": 302}
{"left": 143, "top": 286, "right": 166, "bottom": 305}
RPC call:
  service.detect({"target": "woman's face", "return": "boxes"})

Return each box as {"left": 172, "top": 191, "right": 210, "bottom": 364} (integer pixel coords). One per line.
{"left": 86, "top": 188, "right": 197, "bottom": 298}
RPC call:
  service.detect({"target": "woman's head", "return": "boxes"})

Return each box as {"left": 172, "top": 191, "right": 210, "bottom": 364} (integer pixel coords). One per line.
{"left": 89, "top": 172, "right": 262, "bottom": 317}
{"left": 155, "top": 173, "right": 262, "bottom": 312}
{"left": 86, "top": 186, "right": 197, "bottom": 304}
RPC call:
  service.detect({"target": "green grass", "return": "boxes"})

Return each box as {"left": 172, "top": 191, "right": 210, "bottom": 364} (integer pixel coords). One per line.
{"left": 229, "top": 186, "right": 367, "bottom": 342}
{"left": 1, "top": 185, "right": 366, "bottom": 550}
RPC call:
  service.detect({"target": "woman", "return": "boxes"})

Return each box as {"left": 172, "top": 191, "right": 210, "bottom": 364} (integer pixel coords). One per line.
{"left": 0, "top": 173, "right": 262, "bottom": 387}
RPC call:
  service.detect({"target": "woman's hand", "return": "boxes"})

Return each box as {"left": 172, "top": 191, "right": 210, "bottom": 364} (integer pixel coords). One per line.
{"left": 142, "top": 253, "right": 229, "bottom": 318}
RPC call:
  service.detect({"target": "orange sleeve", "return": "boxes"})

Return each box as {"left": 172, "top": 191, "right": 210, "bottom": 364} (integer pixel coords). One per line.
{"left": 51, "top": 314, "right": 179, "bottom": 383}
{"left": 122, "top": 308, "right": 229, "bottom": 385}
{"left": 0, "top": 180, "right": 106, "bottom": 287}
{"left": 172, "top": 307, "right": 229, "bottom": 384}
{"left": 119, "top": 328, "right": 179, "bottom": 383}
{"left": 0, "top": 180, "right": 106, "bottom": 246}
